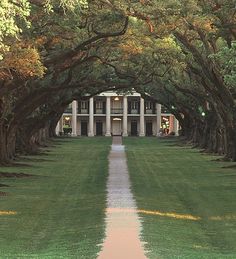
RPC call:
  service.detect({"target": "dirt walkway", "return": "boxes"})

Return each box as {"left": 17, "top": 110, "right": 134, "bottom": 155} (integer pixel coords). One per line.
{"left": 98, "top": 137, "right": 146, "bottom": 259}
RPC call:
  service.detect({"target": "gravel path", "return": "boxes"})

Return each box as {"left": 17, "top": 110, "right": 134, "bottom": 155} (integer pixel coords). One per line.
{"left": 98, "top": 137, "right": 146, "bottom": 259}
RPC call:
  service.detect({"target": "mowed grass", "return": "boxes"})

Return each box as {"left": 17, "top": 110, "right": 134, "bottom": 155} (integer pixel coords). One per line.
{"left": 0, "top": 137, "right": 111, "bottom": 258}
{"left": 124, "top": 137, "right": 236, "bottom": 259}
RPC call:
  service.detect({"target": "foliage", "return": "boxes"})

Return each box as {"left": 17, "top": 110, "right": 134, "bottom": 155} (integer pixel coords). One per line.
{"left": 1, "top": 46, "right": 46, "bottom": 79}
{"left": 0, "top": 0, "right": 31, "bottom": 60}
{"left": 1, "top": 0, "right": 236, "bottom": 162}
{"left": 211, "top": 42, "right": 236, "bottom": 88}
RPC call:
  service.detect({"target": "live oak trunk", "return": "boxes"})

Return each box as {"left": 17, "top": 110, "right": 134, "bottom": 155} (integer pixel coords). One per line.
{"left": 0, "top": 122, "right": 17, "bottom": 164}
{"left": 0, "top": 123, "right": 10, "bottom": 164}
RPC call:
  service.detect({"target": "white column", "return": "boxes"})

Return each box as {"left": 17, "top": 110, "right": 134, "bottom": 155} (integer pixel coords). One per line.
{"left": 88, "top": 97, "right": 94, "bottom": 137}
{"left": 105, "top": 96, "right": 111, "bottom": 136}
{"left": 122, "top": 96, "right": 128, "bottom": 136}
{"left": 156, "top": 103, "right": 161, "bottom": 136}
{"left": 58, "top": 116, "right": 64, "bottom": 135}
{"left": 56, "top": 121, "right": 60, "bottom": 135}
{"left": 72, "top": 100, "right": 77, "bottom": 136}
{"left": 174, "top": 117, "right": 179, "bottom": 136}
{"left": 139, "top": 98, "right": 145, "bottom": 136}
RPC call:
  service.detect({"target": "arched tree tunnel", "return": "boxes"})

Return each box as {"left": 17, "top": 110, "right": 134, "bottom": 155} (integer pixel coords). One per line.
{"left": 0, "top": 0, "right": 236, "bottom": 164}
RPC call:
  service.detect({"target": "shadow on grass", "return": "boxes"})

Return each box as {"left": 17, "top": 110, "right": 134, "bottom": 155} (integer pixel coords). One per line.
{"left": 19, "top": 157, "right": 54, "bottom": 163}
{"left": 2, "top": 162, "right": 33, "bottom": 168}
{"left": 0, "top": 172, "right": 34, "bottom": 178}
{"left": 222, "top": 164, "right": 236, "bottom": 169}
{"left": 0, "top": 183, "right": 9, "bottom": 187}
{"left": 157, "top": 136, "right": 186, "bottom": 143}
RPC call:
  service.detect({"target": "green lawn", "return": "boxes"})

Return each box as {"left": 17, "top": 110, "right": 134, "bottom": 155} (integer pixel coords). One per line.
{"left": 124, "top": 137, "right": 236, "bottom": 259}
{"left": 0, "top": 137, "right": 111, "bottom": 258}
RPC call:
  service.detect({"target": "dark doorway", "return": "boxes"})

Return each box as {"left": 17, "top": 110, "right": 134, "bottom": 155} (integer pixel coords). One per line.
{"left": 146, "top": 122, "right": 153, "bottom": 136}
{"left": 131, "top": 121, "right": 138, "bottom": 136}
{"left": 81, "top": 121, "right": 88, "bottom": 136}
{"left": 96, "top": 121, "right": 103, "bottom": 136}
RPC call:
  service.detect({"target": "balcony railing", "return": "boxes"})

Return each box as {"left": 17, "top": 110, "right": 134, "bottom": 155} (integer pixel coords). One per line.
{"left": 95, "top": 108, "right": 105, "bottom": 114}
{"left": 111, "top": 108, "right": 123, "bottom": 114}
{"left": 67, "top": 105, "right": 159, "bottom": 115}
{"left": 128, "top": 109, "right": 139, "bottom": 114}
{"left": 145, "top": 109, "right": 155, "bottom": 114}
{"left": 79, "top": 108, "right": 89, "bottom": 114}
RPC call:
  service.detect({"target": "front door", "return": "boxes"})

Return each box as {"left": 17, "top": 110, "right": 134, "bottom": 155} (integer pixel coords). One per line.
{"left": 146, "top": 122, "right": 153, "bottom": 136}
{"left": 112, "top": 120, "right": 122, "bottom": 135}
{"left": 131, "top": 121, "right": 137, "bottom": 136}
{"left": 81, "top": 121, "right": 88, "bottom": 136}
{"left": 96, "top": 121, "right": 103, "bottom": 136}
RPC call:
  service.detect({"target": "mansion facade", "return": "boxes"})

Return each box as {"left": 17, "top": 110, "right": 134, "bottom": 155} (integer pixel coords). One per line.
{"left": 56, "top": 91, "right": 179, "bottom": 137}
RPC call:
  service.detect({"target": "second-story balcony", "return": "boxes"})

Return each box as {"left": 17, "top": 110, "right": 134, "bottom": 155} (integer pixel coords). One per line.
{"left": 129, "top": 108, "right": 139, "bottom": 114}
{"left": 78, "top": 100, "right": 89, "bottom": 114}
{"left": 145, "top": 101, "right": 156, "bottom": 114}
{"left": 94, "top": 99, "right": 106, "bottom": 114}
{"left": 111, "top": 108, "right": 123, "bottom": 114}
{"left": 95, "top": 108, "right": 105, "bottom": 114}
{"left": 145, "top": 109, "right": 155, "bottom": 114}
{"left": 128, "top": 99, "right": 140, "bottom": 114}
{"left": 79, "top": 108, "right": 89, "bottom": 114}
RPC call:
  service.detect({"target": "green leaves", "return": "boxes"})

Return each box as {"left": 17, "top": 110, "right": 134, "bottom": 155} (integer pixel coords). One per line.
{"left": 211, "top": 42, "right": 236, "bottom": 88}
{"left": 43, "top": 0, "right": 88, "bottom": 13}
{"left": 0, "top": 0, "right": 31, "bottom": 59}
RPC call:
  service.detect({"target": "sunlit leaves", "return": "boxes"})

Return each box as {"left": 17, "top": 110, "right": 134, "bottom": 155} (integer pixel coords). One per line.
{"left": 43, "top": 0, "right": 88, "bottom": 13}
{"left": 0, "top": 0, "right": 31, "bottom": 59}
{"left": 1, "top": 46, "right": 46, "bottom": 79}
{"left": 119, "top": 39, "right": 143, "bottom": 58}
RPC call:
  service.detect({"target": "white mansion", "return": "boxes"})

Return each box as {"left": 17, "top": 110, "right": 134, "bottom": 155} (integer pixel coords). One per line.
{"left": 56, "top": 91, "right": 179, "bottom": 137}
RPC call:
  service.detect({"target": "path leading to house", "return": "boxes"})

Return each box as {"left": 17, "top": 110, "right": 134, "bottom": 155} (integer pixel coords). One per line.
{"left": 98, "top": 136, "right": 147, "bottom": 259}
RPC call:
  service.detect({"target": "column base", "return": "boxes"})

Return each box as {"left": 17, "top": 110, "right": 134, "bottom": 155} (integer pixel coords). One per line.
{"left": 71, "top": 133, "right": 77, "bottom": 137}
{"left": 105, "top": 133, "right": 111, "bottom": 137}
{"left": 139, "top": 133, "right": 145, "bottom": 137}
{"left": 88, "top": 133, "right": 94, "bottom": 137}
{"left": 122, "top": 133, "right": 128, "bottom": 137}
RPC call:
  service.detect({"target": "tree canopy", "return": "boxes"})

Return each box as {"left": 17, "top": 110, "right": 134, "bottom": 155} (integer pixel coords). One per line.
{"left": 0, "top": 0, "right": 236, "bottom": 163}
